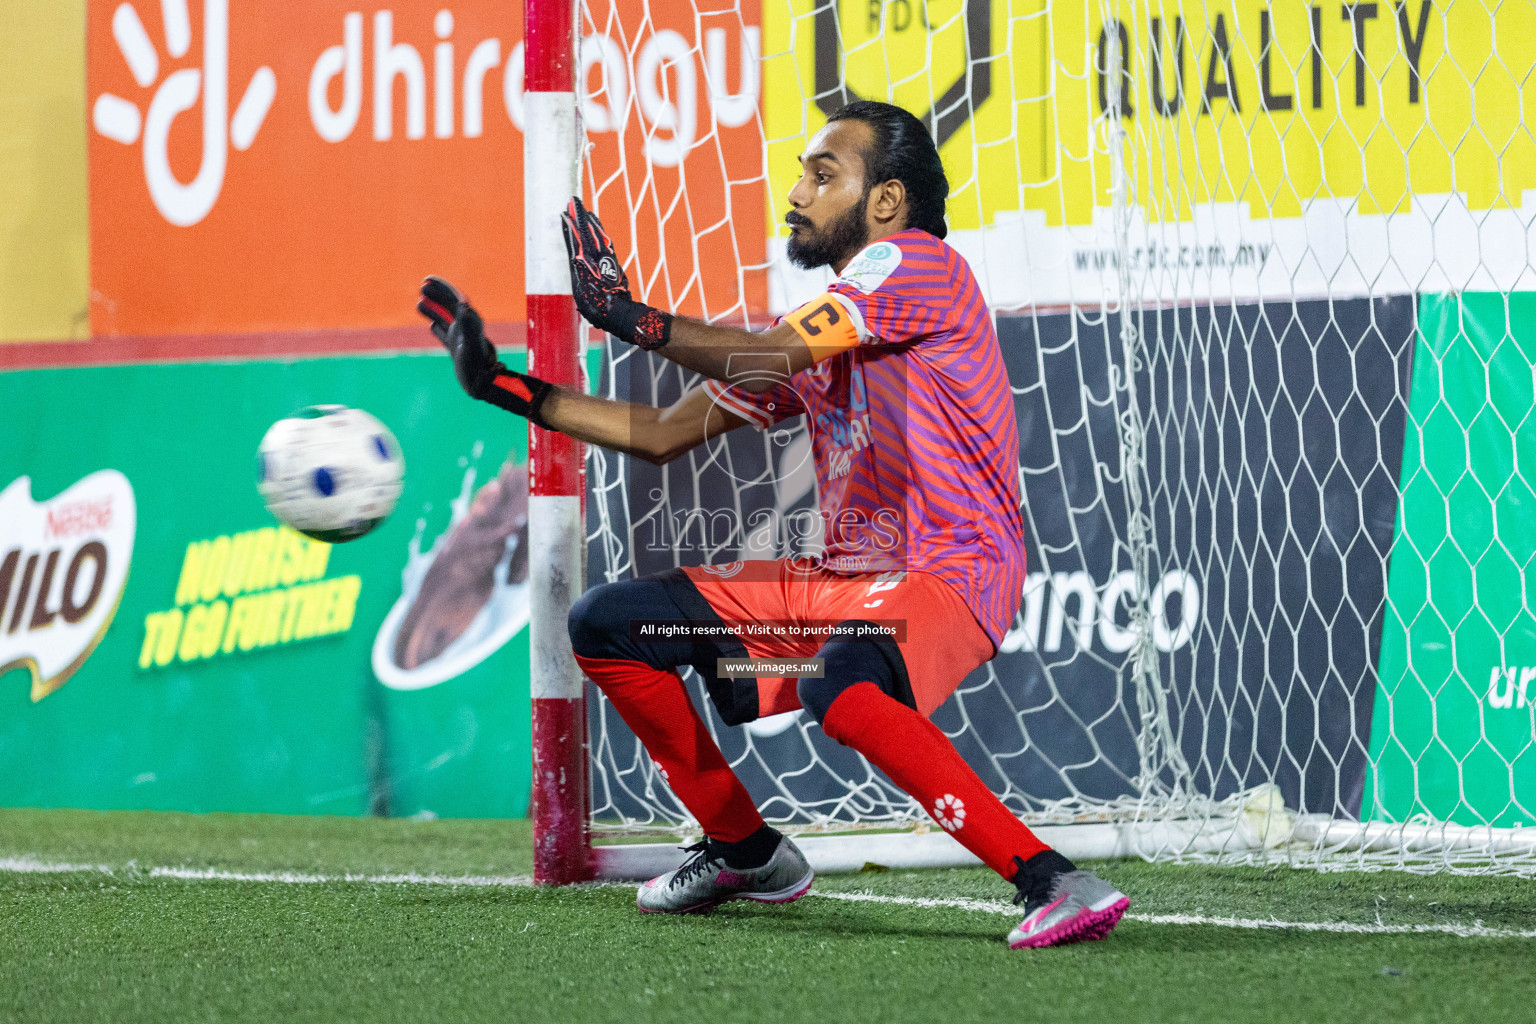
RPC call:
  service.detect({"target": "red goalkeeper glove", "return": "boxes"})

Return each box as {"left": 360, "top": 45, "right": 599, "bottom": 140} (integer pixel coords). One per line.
{"left": 561, "top": 197, "right": 672, "bottom": 351}
{"left": 417, "top": 276, "right": 555, "bottom": 427}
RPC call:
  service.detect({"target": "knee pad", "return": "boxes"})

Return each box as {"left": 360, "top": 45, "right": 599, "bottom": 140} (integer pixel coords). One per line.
{"left": 568, "top": 569, "right": 744, "bottom": 675}
{"left": 797, "top": 621, "right": 915, "bottom": 725}
{"left": 567, "top": 580, "right": 636, "bottom": 661}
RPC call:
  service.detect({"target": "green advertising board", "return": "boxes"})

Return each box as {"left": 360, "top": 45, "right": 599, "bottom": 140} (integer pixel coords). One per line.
{"left": 1366, "top": 293, "right": 1536, "bottom": 828}
{"left": 0, "top": 351, "right": 543, "bottom": 818}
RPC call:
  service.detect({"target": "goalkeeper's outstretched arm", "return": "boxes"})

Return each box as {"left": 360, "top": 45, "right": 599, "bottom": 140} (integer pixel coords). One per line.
{"left": 538, "top": 384, "right": 749, "bottom": 466}
{"left": 417, "top": 276, "right": 750, "bottom": 466}
{"left": 561, "top": 198, "right": 816, "bottom": 392}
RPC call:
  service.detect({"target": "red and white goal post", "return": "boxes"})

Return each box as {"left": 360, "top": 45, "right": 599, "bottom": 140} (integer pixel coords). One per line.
{"left": 526, "top": 0, "right": 1536, "bottom": 884}
{"left": 523, "top": 0, "right": 589, "bottom": 885}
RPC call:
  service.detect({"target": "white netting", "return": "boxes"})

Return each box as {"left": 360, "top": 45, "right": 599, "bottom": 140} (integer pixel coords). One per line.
{"left": 572, "top": 0, "right": 1536, "bottom": 873}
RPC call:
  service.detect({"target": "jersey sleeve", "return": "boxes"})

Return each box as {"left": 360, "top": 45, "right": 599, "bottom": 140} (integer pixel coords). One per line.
{"left": 702, "top": 377, "right": 805, "bottom": 430}
{"left": 816, "top": 237, "right": 955, "bottom": 349}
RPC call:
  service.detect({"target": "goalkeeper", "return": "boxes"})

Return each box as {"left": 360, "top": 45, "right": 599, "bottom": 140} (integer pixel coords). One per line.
{"left": 420, "top": 100, "right": 1127, "bottom": 949}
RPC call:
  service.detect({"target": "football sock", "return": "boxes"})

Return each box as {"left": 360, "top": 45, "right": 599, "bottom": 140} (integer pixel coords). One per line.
{"left": 575, "top": 654, "right": 765, "bottom": 844}
{"left": 709, "top": 824, "right": 783, "bottom": 870}
{"left": 821, "top": 681, "right": 1050, "bottom": 878}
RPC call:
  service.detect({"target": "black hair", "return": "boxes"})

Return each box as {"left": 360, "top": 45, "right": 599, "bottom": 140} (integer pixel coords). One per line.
{"left": 826, "top": 100, "right": 950, "bottom": 240}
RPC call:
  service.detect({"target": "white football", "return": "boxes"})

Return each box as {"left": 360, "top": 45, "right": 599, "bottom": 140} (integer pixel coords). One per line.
{"left": 257, "top": 405, "right": 404, "bottom": 543}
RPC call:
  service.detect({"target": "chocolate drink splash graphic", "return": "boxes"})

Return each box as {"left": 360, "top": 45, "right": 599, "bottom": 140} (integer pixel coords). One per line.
{"left": 371, "top": 454, "right": 531, "bottom": 691}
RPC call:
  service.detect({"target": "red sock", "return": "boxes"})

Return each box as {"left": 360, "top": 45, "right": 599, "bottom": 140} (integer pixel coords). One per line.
{"left": 822, "top": 681, "right": 1048, "bottom": 879}
{"left": 576, "top": 654, "right": 764, "bottom": 843}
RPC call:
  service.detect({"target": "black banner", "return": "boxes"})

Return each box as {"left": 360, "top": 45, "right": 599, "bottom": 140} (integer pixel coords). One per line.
{"left": 588, "top": 296, "right": 1414, "bottom": 826}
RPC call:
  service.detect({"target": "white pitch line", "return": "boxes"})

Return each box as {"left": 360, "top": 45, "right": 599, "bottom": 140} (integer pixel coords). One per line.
{"left": 147, "top": 866, "right": 536, "bottom": 887}
{"left": 812, "top": 890, "right": 1018, "bottom": 914}
{"left": 0, "top": 857, "right": 115, "bottom": 876}
{"left": 0, "top": 857, "right": 533, "bottom": 888}
{"left": 811, "top": 890, "right": 1536, "bottom": 939}
{"left": 1129, "top": 911, "right": 1536, "bottom": 939}
{"left": 3, "top": 859, "right": 1533, "bottom": 939}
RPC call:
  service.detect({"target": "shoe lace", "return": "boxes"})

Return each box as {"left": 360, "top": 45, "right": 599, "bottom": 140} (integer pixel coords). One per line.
{"left": 669, "top": 841, "right": 720, "bottom": 888}
{"left": 1010, "top": 854, "right": 1059, "bottom": 916}
{"left": 1016, "top": 891, "right": 1051, "bottom": 916}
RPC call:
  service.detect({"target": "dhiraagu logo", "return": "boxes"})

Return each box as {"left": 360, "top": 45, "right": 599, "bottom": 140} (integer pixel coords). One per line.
{"left": 91, "top": 0, "right": 275, "bottom": 226}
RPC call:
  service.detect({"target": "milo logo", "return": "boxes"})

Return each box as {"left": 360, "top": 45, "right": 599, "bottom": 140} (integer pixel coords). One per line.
{"left": 0, "top": 472, "right": 137, "bottom": 701}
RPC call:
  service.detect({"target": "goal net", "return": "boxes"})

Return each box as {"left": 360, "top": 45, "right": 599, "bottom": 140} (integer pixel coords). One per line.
{"left": 565, "top": 0, "right": 1536, "bottom": 875}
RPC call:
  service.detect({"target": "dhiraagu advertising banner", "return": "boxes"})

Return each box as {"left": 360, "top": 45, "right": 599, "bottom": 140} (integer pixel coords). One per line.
{"left": 0, "top": 350, "right": 549, "bottom": 817}
{"left": 1366, "top": 293, "right": 1536, "bottom": 829}
{"left": 83, "top": 0, "right": 763, "bottom": 336}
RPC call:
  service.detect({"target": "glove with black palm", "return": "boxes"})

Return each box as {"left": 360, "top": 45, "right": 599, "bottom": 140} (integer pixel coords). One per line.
{"left": 417, "top": 276, "right": 555, "bottom": 427}
{"left": 561, "top": 197, "right": 672, "bottom": 351}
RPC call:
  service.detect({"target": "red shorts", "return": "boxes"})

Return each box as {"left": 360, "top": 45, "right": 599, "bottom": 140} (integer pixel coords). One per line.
{"left": 682, "top": 559, "right": 995, "bottom": 718}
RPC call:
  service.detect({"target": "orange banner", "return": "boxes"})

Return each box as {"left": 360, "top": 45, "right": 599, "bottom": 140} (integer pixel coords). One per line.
{"left": 87, "top": 0, "right": 764, "bottom": 338}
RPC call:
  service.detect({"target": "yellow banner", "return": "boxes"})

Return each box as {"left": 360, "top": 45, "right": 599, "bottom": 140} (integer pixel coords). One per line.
{"left": 0, "top": 0, "right": 88, "bottom": 342}
{"left": 764, "top": 0, "right": 1536, "bottom": 230}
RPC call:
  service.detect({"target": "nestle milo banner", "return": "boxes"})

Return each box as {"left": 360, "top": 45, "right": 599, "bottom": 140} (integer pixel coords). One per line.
{"left": 0, "top": 352, "right": 536, "bottom": 817}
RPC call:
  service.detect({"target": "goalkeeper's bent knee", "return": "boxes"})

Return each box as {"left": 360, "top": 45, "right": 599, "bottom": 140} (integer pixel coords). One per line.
{"left": 797, "top": 622, "right": 916, "bottom": 724}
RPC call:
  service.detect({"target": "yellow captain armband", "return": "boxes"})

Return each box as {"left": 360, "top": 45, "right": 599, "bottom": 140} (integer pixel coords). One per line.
{"left": 786, "top": 293, "right": 863, "bottom": 362}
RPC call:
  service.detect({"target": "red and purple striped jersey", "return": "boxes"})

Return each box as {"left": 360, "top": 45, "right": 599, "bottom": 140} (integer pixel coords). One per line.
{"left": 704, "top": 229, "right": 1025, "bottom": 648}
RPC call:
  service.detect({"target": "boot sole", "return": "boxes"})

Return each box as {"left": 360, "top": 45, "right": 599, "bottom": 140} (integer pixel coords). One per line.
{"left": 1009, "top": 896, "right": 1130, "bottom": 949}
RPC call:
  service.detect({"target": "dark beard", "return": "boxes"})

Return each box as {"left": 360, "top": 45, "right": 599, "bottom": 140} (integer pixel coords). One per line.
{"left": 786, "top": 192, "right": 871, "bottom": 270}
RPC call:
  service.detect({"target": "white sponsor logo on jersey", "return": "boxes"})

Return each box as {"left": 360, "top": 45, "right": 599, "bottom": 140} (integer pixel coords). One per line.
{"left": 837, "top": 241, "right": 902, "bottom": 293}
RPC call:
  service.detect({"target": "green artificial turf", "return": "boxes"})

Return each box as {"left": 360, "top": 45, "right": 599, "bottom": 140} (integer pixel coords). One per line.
{"left": 1, "top": 808, "right": 1532, "bottom": 1024}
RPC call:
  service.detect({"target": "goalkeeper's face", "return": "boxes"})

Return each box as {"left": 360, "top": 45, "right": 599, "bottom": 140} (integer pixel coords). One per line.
{"left": 785, "top": 121, "right": 878, "bottom": 272}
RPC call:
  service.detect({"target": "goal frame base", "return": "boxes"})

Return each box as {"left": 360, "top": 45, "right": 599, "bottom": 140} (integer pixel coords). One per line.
{"left": 591, "top": 818, "right": 1276, "bottom": 880}
{"left": 591, "top": 817, "right": 1536, "bottom": 880}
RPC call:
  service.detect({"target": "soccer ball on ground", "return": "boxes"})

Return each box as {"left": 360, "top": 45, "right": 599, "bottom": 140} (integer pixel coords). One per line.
{"left": 257, "top": 405, "right": 404, "bottom": 543}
